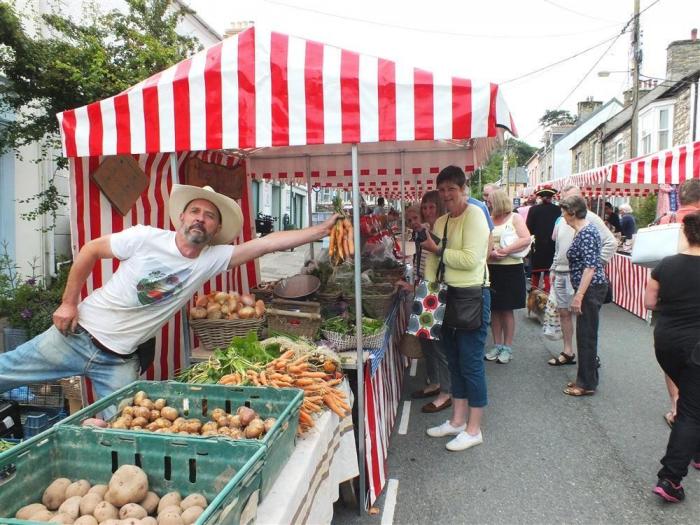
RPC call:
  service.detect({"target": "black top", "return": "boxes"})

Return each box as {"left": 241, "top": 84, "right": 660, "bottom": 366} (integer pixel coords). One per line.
{"left": 605, "top": 211, "right": 621, "bottom": 233}
{"left": 651, "top": 254, "right": 700, "bottom": 348}
{"left": 526, "top": 202, "right": 561, "bottom": 269}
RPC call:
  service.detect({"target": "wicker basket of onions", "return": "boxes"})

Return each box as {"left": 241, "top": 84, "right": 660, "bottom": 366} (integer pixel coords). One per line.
{"left": 189, "top": 291, "right": 266, "bottom": 351}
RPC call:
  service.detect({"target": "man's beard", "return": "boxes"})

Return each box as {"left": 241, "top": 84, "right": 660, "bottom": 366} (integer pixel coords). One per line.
{"left": 183, "top": 223, "right": 213, "bottom": 245}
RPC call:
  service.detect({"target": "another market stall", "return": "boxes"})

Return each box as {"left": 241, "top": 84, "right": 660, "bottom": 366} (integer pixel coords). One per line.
{"left": 56, "top": 26, "right": 516, "bottom": 512}
{"left": 529, "top": 140, "right": 700, "bottom": 319}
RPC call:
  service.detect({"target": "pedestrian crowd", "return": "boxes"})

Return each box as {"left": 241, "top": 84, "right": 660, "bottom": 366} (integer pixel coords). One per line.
{"left": 403, "top": 168, "right": 700, "bottom": 504}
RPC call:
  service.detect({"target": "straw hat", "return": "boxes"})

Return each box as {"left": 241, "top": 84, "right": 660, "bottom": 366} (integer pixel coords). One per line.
{"left": 168, "top": 184, "right": 243, "bottom": 245}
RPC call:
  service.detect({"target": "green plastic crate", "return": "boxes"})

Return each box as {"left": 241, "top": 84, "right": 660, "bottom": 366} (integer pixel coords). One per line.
{"left": 58, "top": 380, "right": 303, "bottom": 499}
{"left": 0, "top": 425, "right": 264, "bottom": 524}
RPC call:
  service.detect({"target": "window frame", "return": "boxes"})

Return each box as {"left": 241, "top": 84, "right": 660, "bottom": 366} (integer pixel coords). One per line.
{"left": 638, "top": 99, "right": 675, "bottom": 154}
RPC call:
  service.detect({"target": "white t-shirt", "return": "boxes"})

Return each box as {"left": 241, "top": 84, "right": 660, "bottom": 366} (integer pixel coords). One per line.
{"left": 78, "top": 225, "right": 234, "bottom": 354}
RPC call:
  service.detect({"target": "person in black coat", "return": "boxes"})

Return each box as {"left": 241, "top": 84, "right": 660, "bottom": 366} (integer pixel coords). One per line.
{"left": 526, "top": 187, "right": 561, "bottom": 292}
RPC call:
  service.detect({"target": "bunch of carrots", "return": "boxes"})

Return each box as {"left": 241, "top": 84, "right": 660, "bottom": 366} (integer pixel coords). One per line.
{"left": 217, "top": 349, "right": 350, "bottom": 433}
{"left": 328, "top": 195, "right": 354, "bottom": 265}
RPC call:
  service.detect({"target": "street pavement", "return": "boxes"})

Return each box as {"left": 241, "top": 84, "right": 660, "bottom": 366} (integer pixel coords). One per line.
{"left": 333, "top": 304, "right": 700, "bottom": 524}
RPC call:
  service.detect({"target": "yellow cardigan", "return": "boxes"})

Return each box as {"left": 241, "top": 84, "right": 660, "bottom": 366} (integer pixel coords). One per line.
{"left": 424, "top": 205, "right": 490, "bottom": 287}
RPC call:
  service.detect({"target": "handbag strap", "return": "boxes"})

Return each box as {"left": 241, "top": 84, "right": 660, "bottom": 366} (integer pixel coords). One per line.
{"left": 436, "top": 218, "right": 449, "bottom": 283}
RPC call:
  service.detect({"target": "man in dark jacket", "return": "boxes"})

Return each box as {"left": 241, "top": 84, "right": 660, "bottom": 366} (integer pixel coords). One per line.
{"left": 526, "top": 187, "right": 561, "bottom": 292}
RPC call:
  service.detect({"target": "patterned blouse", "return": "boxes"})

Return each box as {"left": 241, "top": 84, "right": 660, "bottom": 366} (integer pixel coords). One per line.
{"left": 566, "top": 223, "right": 607, "bottom": 288}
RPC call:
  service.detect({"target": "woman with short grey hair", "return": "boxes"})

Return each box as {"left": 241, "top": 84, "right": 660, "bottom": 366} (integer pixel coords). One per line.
{"left": 559, "top": 195, "right": 608, "bottom": 396}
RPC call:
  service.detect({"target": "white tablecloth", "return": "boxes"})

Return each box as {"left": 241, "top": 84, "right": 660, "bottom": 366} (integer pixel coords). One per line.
{"left": 256, "top": 399, "right": 358, "bottom": 524}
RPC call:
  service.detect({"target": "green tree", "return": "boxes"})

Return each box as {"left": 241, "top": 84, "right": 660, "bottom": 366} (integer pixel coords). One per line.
{"left": 539, "top": 109, "right": 576, "bottom": 128}
{"left": 470, "top": 138, "right": 536, "bottom": 199}
{"left": 0, "top": 0, "right": 199, "bottom": 228}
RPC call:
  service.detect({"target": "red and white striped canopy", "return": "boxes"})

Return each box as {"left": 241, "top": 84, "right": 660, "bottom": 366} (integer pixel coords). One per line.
{"left": 533, "top": 140, "right": 700, "bottom": 197}
{"left": 57, "top": 26, "right": 515, "bottom": 166}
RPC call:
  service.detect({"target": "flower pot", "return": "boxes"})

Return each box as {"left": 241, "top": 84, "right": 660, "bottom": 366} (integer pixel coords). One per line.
{"left": 3, "top": 327, "right": 28, "bottom": 352}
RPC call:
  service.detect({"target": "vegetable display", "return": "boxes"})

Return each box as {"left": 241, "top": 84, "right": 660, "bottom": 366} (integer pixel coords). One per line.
{"left": 321, "top": 316, "right": 384, "bottom": 336}
{"left": 0, "top": 439, "right": 16, "bottom": 452}
{"left": 189, "top": 291, "right": 265, "bottom": 321}
{"left": 87, "top": 390, "right": 276, "bottom": 440}
{"left": 13, "top": 466, "right": 208, "bottom": 524}
{"left": 328, "top": 195, "right": 354, "bottom": 266}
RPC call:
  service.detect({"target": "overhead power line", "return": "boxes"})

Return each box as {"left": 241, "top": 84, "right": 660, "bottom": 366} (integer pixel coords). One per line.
{"left": 262, "top": 0, "right": 621, "bottom": 39}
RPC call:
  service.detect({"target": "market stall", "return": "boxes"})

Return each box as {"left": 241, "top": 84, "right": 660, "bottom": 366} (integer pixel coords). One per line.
{"left": 529, "top": 140, "right": 700, "bottom": 318}
{"left": 56, "top": 25, "right": 516, "bottom": 512}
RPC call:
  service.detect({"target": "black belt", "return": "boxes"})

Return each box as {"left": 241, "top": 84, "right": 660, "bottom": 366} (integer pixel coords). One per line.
{"left": 77, "top": 324, "right": 132, "bottom": 359}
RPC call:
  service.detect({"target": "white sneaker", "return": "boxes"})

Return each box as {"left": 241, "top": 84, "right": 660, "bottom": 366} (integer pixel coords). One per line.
{"left": 484, "top": 346, "right": 501, "bottom": 361}
{"left": 426, "top": 420, "right": 466, "bottom": 438}
{"left": 446, "top": 431, "right": 483, "bottom": 451}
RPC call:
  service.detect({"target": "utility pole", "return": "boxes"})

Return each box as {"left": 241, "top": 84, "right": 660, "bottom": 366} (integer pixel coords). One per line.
{"left": 630, "top": 0, "right": 641, "bottom": 157}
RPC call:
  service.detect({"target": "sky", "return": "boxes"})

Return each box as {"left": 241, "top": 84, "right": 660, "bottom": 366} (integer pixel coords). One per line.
{"left": 185, "top": 0, "right": 698, "bottom": 148}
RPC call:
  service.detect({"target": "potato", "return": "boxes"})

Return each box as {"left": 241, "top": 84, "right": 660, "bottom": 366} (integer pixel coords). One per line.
{"left": 153, "top": 398, "right": 167, "bottom": 410}
{"left": 200, "top": 421, "right": 217, "bottom": 433}
{"left": 160, "top": 407, "right": 178, "bottom": 422}
{"left": 154, "top": 417, "right": 172, "bottom": 428}
{"left": 43, "top": 478, "right": 72, "bottom": 510}
{"left": 180, "top": 494, "right": 207, "bottom": 510}
{"left": 16, "top": 503, "right": 48, "bottom": 520}
{"left": 149, "top": 410, "right": 161, "bottom": 421}
{"left": 58, "top": 496, "right": 82, "bottom": 519}
{"left": 99, "top": 521, "right": 120, "bottom": 525}
{"left": 87, "top": 484, "right": 108, "bottom": 497}
{"left": 73, "top": 516, "right": 98, "bottom": 525}
{"left": 66, "top": 480, "right": 91, "bottom": 498}
{"left": 29, "top": 509, "right": 55, "bottom": 521}
{"left": 131, "top": 416, "right": 149, "bottom": 428}
{"left": 263, "top": 418, "right": 277, "bottom": 433}
{"left": 139, "top": 491, "right": 160, "bottom": 515}
{"left": 121, "top": 406, "right": 135, "bottom": 417}
{"left": 158, "top": 505, "right": 182, "bottom": 516}
{"left": 210, "top": 408, "right": 226, "bottom": 421}
{"left": 145, "top": 422, "right": 160, "bottom": 432}
{"left": 133, "top": 406, "right": 151, "bottom": 420}
{"left": 79, "top": 492, "right": 102, "bottom": 516}
{"left": 142, "top": 518, "right": 158, "bottom": 525}
{"left": 81, "top": 418, "right": 107, "bottom": 428}
{"left": 229, "top": 428, "right": 243, "bottom": 439}
{"left": 244, "top": 419, "right": 264, "bottom": 439}
{"left": 185, "top": 419, "right": 202, "bottom": 434}
{"left": 217, "top": 426, "right": 232, "bottom": 436}
{"left": 120, "top": 519, "right": 141, "bottom": 525}
{"left": 157, "top": 493, "right": 181, "bottom": 514}
{"left": 157, "top": 510, "right": 184, "bottom": 525}
{"left": 139, "top": 398, "right": 155, "bottom": 411}
{"left": 93, "top": 501, "right": 118, "bottom": 522}
{"left": 120, "top": 414, "right": 134, "bottom": 427}
{"left": 133, "top": 391, "right": 147, "bottom": 405}
{"left": 107, "top": 465, "right": 148, "bottom": 506}
{"left": 119, "top": 503, "right": 147, "bottom": 520}
{"left": 236, "top": 407, "right": 256, "bottom": 426}
{"left": 48, "top": 512, "right": 74, "bottom": 523}
{"left": 111, "top": 419, "right": 128, "bottom": 430}
{"left": 181, "top": 506, "right": 204, "bottom": 525}
{"left": 228, "top": 415, "right": 241, "bottom": 428}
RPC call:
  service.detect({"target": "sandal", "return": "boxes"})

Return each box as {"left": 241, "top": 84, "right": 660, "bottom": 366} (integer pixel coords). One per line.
{"left": 563, "top": 385, "right": 595, "bottom": 397}
{"left": 664, "top": 411, "right": 675, "bottom": 429}
{"left": 548, "top": 352, "right": 576, "bottom": 366}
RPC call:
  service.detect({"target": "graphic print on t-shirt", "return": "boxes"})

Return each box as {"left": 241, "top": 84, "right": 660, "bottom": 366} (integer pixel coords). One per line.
{"left": 136, "top": 268, "right": 192, "bottom": 305}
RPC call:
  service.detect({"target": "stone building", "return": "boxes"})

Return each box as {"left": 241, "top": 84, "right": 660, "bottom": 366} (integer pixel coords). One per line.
{"left": 571, "top": 31, "right": 700, "bottom": 170}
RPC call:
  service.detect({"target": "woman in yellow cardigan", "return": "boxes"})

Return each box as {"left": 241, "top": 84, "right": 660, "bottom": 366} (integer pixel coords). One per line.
{"left": 420, "top": 166, "right": 491, "bottom": 452}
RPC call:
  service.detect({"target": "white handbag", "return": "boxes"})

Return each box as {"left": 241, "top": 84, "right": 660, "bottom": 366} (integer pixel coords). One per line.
{"left": 630, "top": 223, "right": 683, "bottom": 268}
{"left": 500, "top": 223, "right": 532, "bottom": 258}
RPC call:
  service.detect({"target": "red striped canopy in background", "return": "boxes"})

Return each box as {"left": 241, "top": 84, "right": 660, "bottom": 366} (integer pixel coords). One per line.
{"left": 529, "top": 140, "right": 700, "bottom": 197}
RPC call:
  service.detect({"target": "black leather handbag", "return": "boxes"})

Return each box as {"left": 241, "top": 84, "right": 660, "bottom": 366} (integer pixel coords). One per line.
{"left": 443, "top": 268, "right": 487, "bottom": 331}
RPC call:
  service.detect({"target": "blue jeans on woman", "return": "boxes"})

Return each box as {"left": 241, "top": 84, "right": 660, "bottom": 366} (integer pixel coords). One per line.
{"left": 0, "top": 325, "right": 140, "bottom": 402}
{"left": 441, "top": 288, "right": 491, "bottom": 407}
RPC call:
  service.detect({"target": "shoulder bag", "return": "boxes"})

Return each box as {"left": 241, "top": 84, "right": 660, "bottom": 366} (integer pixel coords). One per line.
{"left": 443, "top": 266, "right": 487, "bottom": 331}
{"left": 631, "top": 213, "right": 682, "bottom": 268}
{"left": 406, "top": 220, "right": 449, "bottom": 340}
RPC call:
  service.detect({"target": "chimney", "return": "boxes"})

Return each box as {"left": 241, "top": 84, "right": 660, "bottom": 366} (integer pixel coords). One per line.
{"left": 577, "top": 98, "right": 603, "bottom": 121}
{"left": 224, "top": 21, "right": 254, "bottom": 38}
{"left": 666, "top": 29, "right": 700, "bottom": 81}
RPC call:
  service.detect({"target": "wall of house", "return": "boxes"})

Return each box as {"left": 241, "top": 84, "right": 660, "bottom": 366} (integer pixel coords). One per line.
{"left": 673, "top": 86, "right": 693, "bottom": 145}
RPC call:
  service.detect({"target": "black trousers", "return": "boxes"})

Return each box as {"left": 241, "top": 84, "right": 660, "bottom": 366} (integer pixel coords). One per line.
{"left": 656, "top": 340, "right": 700, "bottom": 484}
{"left": 575, "top": 283, "right": 607, "bottom": 391}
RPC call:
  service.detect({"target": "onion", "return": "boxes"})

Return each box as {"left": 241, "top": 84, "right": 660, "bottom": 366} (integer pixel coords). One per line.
{"left": 190, "top": 307, "right": 207, "bottom": 319}
{"left": 215, "top": 291, "right": 228, "bottom": 304}
{"left": 195, "top": 295, "right": 209, "bottom": 308}
{"left": 238, "top": 306, "right": 255, "bottom": 319}
{"left": 206, "top": 303, "right": 221, "bottom": 313}
{"left": 241, "top": 294, "right": 255, "bottom": 307}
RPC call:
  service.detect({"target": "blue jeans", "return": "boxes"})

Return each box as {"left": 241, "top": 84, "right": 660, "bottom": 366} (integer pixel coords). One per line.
{"left": 441, "top": 288, "right": 491, "bottom": 407}
{"left": 0, "top": 326, "right": 139, "bottom": 402}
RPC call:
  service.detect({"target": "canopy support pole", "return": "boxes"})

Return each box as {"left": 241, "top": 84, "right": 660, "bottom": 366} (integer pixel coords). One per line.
{"left": 400, "top": 151, "right": 406, "bottom": 261}
{"left": 351, "top": 143, "right": 366, "bottom": 514}
{"left": 170, "top": 152, "right": 192, "bottom": 368}
{"left": 305, "top": 156, "right": 314, "bottom": 260}
{"left": 598, "top": 177, "right": 607, "bottom": 216}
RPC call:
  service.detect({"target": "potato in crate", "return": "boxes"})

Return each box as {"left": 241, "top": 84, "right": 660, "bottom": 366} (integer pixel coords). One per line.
{"left": 0, "top": 425, "right": 265, "bottom": 524}
{"left": 58, "top": 380, "right": 303, "bottom": 500}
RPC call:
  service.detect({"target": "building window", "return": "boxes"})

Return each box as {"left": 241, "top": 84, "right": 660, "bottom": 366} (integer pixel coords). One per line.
{"left": 575, "top": 152, "right": 583, "bottom": 173}
{"left": 616, "top": 140, "right": 625, "bottom": 161}
{"left": 639, "top": 101, "right": 674, "bottom": 154}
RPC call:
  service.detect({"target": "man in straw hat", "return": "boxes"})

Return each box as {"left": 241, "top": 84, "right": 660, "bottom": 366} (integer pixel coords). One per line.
{"left": 0, "top": 184, "right": 337, "bottom": 400}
